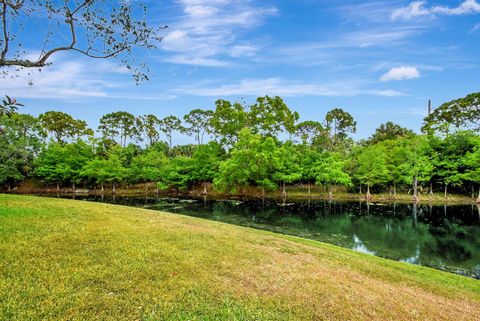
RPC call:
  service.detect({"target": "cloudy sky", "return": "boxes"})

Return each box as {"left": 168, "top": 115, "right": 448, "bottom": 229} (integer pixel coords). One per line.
{"left": 2, "top": 0, "right": 480, "bottom": 143}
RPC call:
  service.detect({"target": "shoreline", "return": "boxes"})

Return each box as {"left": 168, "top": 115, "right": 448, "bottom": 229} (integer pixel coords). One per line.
{"left": 5, "top": 187, "right": 478, "bottom": 206}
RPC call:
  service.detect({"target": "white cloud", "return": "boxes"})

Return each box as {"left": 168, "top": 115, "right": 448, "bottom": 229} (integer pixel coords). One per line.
{"left": 392, "top": 0, "right": 480, "bottom": 21}
{"left": 175, "top": 77, "right": 404, "bottom": 97}
{"left": 470, "top": 22, "right": 480, "bottom": 33}
{"left": 0, "top": 58, "right": 174, "bottom": 101}
{"left": 380, "top": 66, "right": 420, "bottom": 81}
{"left": 161, "top": 0, "right": 276, "bottom": 66}
{"left": 163, "top": 55, "right": 230, "bottom": 67}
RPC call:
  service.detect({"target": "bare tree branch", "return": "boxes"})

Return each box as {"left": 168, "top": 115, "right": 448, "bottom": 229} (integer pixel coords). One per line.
{"left": 0, "top": 0, "right": 166, "bottom": 81}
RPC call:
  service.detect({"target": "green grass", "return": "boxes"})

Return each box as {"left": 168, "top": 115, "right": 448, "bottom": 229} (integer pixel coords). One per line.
{"left": 0, "top": 194, "right": 479, "bottom": 321}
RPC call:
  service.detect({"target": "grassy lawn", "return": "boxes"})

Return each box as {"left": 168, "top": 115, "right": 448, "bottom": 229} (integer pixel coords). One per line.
{"left": 0, "top": 194, "right": 479, "bottom": 320}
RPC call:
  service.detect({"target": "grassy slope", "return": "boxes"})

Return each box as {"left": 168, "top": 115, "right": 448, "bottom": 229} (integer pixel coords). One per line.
{"left": 0, "top": 195, "right": 478, "bottom": 321}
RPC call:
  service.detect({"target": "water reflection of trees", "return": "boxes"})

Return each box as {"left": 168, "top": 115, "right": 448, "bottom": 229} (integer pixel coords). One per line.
{"left": 201, "top": 200, "right": 480, "bottom": 273}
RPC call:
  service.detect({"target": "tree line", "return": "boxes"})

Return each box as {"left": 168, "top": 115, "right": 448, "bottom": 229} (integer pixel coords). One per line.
{"left": 0, "top": 93, "right": 479, "bottom": 202}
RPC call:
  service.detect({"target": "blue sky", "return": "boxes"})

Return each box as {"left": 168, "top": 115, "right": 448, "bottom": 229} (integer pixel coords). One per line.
{"left": 2, "top": 0, "right": 480, "bottom": 144}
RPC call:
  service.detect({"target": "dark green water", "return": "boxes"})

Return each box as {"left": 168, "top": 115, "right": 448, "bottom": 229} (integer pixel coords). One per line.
{"left": 61, "top": 194, "right": 480, "bottom": 278}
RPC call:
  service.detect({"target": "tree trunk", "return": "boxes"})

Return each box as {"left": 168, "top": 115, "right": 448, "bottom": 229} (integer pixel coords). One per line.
{"left": 413, "top": 176, "right": 419, "bottom": 202}
{"left": 112, "top": 182, "right": 116, "bottom": 194}
{"left": 101, "top": 183, "right": 104, "bottom": 193}
{"left": 262, "top": 186, "right": 265, "bottom": 198}
{"left": 366, "top": 184, "right": 371, "bottom": 200}
{"left": 145, "top": 182, "right": 149, "bottom": 193}
{"left": 477, "top": 187, "right": 480, "bottom": 204}
{"left": 393, "top": 183, "right": 397, "bottom": 199}
{"left": 359, "top": 184, "right": 362, "bottom": 194}
{"left": 444, "top": 184, "right": 448, "bottom": 199}
{"left": 430, "top": 182, "right": 434, "bottom": 196}
{"left": 56, "top": 181, "right": 60, "bottom": 191}
{"left": 282, "top": 181, "right": 287, "bottom": 197}
{"left": 7, "top": 184, "right": 11, "bottom": 192}
{"left": 308, "top": 181, "right": 311, "bottom": 195}
{"left": 328, "top": 184, "right": 333, "bottom": 199}
{"left": 202, "top": 182, "right": 208, "bottom": 195}
{"left": 72, "top": 182, "right": 76, "bottom": 192}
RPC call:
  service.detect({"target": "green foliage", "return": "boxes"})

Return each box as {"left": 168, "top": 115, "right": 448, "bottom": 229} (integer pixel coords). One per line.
{"left": 35, "top": 140, "right": 94, "bottom": 187}
{"left": 365, "top": 122, "right": 415, "bottom": 145}
{"left": 2, "top": 93, "right": 480, "bottom": 197}
{"left": 157, "top": 157, "right": 194, "bottom": 191}
{"left": 98, "top": 111, "right": 142, "bottom": 147}
{"left": 160, "top": 115, "right": 183, "bottom": 148}
{"left": 462, "top": 135, "right": 480, "bottom": 185}
{"left": 0, "top": 96, "right": 23, "bottom": 119}
{"left": 423, "top": 92, "right": 480, "bottom": 134}
{"left": 129, "top": 149, "right": 169, "bottom": 184}
{"left": 140, "top": 114, "right": 162, "bottom": 146}
{"left": 0, "top": 114, "right": 43, "bottom": 186}
{"left": 209, "top": 99, "right": 250, "bottom": 147}
{"left": 210, "top": 96, "right": 299, "bottom": 147}
{"left": 183, "top": 109, "right": 214, "bottom": 145}
{"left": 39, "top": 111, "right": 93, "bottom": 143}
{"left": 214, "top": 128, "right": 278, "bottom": 193}
{"left": 190, "top": 142, "right": 224, "bottom": 183}
{"left": 325, "top": 108, "right": 357, "bottom": 147}
{"left": 272, "top": 142, "right": 302, "bottom": 187}
{"left": 314, "top": 152, "right": 351, "bottom": 190}
{"left": 354, "top": 145, "right": 390, "bottom": 188}
{"left": 81, "top": 153, "right": 128, "bottom": 188}
{"left": 295, "top": 121, "right": 325, "bottom": 146}
{"left": 249, "top": 96, "right": 299, "bottom": 136}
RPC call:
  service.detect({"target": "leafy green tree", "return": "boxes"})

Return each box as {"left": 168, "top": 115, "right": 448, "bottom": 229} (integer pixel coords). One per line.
{"left": 273, "top": 142, "right": 302, "bottom": 197}
{"left": 190, "top": 142, "right": 224, "bottom": 194}
{"left": 423, "top": 93, "right": 480, "bottom": 134}
{"left": 34, "top": 141, "right": 93, "bottom": 191}
{"left": 129, "top": 149, "right": 170, "bottom": 191}
{"left": 140, "top": 114, "right": 162, "bottom": 146}
{"left": 81, "top": 153, "right": 127, "bottom": 193}
{"left": 168, "top": 144, "right": 197, "bottom": 158}
{"left": 400, "top": 136, "right": 434, "bottom": 201}
{"left": 160, "top": 115, "right": 183, "bottom": 148}
{"left": 0, "top": 114, "right": 44, "bottom": 189}
{"left": 314, "top": 152, "right": 351, "bottom": 198}
{"left": 35, "top": 143, "right": 71, "bottom": 191}
{"left": 462, "top": 136, "right": 480, "bottom": 202}
{"left": 295, "top": 121, "right": 325, "bottom": 146}
{"left": 157, "top": 157, "right": 194, "bottom": 192}
{"left": 354, "top": 145, "right": 390, "bottom": 199}
{"left": 40, "top": 111, "right": 93, "bottom": 143}
{"left": 299, "top": 146, "right": 322, "bottom": 194}
{"left": 365, "top": 122, "right": 415, "bottom": 145}
{"left": 98, "top": 111, "right": 142, "bottom": 147}
{"left": 210, "top": 99, "right": 250, "bottom": 147}
{"left": 249, "top": 96, "right": 299, "bottom": 137}
{"left": 214, "top": 128, "right": 278, "bottom": 194}
{"left": 430, "top": 131, "right": 478, "bottom": 198}
{"left": 183, "top": 109, "right": 213, "bottom": 145}
{"left": 324, "top": 108, "right": 357, "bottom": 147}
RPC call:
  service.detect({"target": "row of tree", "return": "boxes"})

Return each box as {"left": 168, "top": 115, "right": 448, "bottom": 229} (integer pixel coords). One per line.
{"left": 1, "top": 94, "right": 479, "bottom": 202}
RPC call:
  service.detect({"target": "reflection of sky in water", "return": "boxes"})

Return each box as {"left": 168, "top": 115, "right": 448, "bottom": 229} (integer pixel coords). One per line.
{"left": 352, "top": 235, "right": 376, "bottom": 256}
{"left": 400, "top": 246, "right": 421, "bottom": 265}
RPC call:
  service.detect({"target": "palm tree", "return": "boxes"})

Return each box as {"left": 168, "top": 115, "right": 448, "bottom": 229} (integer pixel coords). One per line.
{"left": 0, "top": 96, "right": 23, "bottom": 133}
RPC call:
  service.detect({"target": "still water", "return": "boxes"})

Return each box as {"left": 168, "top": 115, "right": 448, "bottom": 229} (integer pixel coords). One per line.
{"left": 63, "top": 194, "right": 480, "bottom": 278}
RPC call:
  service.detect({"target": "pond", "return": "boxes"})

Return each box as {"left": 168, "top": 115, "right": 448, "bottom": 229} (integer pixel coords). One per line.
{"left": 59, "top": 194, "right": 480, "bottom": 278}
